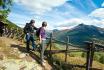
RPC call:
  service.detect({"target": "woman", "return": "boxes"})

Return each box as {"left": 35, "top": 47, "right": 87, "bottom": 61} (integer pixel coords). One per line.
{"left": 39, "top": 21, "right": 47, "bottom": 65}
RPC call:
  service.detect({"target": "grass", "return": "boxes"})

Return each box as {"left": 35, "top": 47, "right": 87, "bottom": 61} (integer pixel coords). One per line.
{"left": 0, "top": 37, "right": 20, "bottom": 59}
{"left": 46, "top": 43, "right": 104, "bottom": 70}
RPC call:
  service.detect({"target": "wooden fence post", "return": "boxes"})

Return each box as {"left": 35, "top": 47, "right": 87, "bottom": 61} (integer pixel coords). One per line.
{"left": 50, "top": 33, "right": 53, "bottom": 52}
{"left": 90, "top": 41, "right": 95, "bottom": 68}
{"left": 50, "top": 33, "right": 53, "bottom": 63}
{"left": 65, "top": 36, "right": 69, "bottom": 62}
{"left": 86, "top": 42, "right": 91, "bottom": 70}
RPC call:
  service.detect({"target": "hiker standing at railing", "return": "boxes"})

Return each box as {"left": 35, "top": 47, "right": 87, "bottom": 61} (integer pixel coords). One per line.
{"left": 24, "top": 20, "right": 38, "bottom": 52}
{"left": 37, "top": 21, "right": 47, "bottom": 65}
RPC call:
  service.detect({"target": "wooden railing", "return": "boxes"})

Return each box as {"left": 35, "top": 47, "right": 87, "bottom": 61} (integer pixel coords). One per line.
{"left": 44, "top": 33, "right": 104, "bottom": 70}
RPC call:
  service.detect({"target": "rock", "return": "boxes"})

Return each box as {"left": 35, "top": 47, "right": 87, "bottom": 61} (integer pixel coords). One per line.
{"left": 0, "top": 54, "right": 4, "bottom": 60}
{"left": 0, "top": 52, "right": 6, "bottom": 60}
{"left": 3, "top": 60, "right": 19, "bottom": 70}
{"left": 13, "top": 48, "right": 18, "bottom": 52}
{"left": 18, "top": 51, "right": 21, "bottom": 54}
{"left": 0, "top": 62, "right": 6, "bottom": 70}
{"left": 0, "top": 66, "right": 6, "bottom": 70}
{"left": 0, "top": 58, "right": 43, "bottom": 70}
{"left": 19, "top": 65, "right": 27, "bottom": 70}
{"left": 19, "top": 53, "right": 26, "bottom": 58}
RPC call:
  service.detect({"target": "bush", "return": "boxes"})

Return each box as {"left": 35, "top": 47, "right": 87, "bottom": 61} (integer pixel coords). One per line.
{"left": 93, "top": 54, "right": 100, "bottom": 61}
{"left": 99, "top": 55, "right": 104, "bottom": 64}
{"left": 81, "top": 52, "right": 86, "bottom": 58}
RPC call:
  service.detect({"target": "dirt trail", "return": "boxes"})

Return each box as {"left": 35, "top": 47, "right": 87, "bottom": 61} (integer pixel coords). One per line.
{"left": 0, "top": 37, "right": 52, "bottom": 70}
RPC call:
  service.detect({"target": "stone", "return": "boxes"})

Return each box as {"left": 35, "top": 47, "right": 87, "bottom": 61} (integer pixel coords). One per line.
{"left": 0, "top": 53, "right": 5, "bottom": 60}
{"left": 3, "top": 60, "right": 19, "bottom": 70}
{"left": 19, "top": 53, "right": 26, "bottom": 58}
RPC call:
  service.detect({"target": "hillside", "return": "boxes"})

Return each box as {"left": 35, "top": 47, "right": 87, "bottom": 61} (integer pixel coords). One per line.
{"left": 54, "top": 24, "right": 104, "bottom": 47}
{"left": 5, "top": 19, "right": 20, "bottom": 29}
{"left": 1, "top": 19, "right": 20, "bottom": 29}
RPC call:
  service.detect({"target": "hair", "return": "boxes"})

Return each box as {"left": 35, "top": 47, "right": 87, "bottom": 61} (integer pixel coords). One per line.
{"left": 30, "top": 19, "right": 35, "bottom": 24}
{"left": 42, "top": 21, "right": 47, "bottom": 27}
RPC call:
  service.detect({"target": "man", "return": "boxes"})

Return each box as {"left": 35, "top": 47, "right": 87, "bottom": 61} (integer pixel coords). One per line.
{"left": 38, "top": 21, "right": 47, "bottom": 65}
{"left": 24, "top": 20, "right": 38, "bottom": 52}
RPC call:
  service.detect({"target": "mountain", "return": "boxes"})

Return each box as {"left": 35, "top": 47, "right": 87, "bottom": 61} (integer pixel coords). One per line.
{"left": 54, "top": 24, "right": 104, "bottom": 47}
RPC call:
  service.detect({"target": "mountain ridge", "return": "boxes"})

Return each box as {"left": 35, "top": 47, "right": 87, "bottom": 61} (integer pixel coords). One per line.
{"left": 53, "top": 23, "right": 104, "bottom": 47}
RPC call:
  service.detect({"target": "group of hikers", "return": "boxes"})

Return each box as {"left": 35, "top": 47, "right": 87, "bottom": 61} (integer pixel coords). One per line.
{"left": 23, "top": 19, "right": 47, "bottom": 65}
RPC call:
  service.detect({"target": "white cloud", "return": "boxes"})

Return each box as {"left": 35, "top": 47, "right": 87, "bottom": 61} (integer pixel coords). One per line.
{"left": 57, "top": 17, "right": 104, "bottom": 29}
{"left": 7, "top": 12, "right": 33, "bottom": 27}
{"left": 14, "top": 0, "right": 68, "bottom": 14}
{"left": 10, "top": 0, "right": 86, "bottom": 30}
{"left": 8, "top": 12, "right": 41, "bottom": 27}
{"left": 10, "top": 7, "right": 104, "bottom": 30}
{"left": 10, "top": 0, "right": 104, "bottom": 30}
{"left": 57, "top": 18, "right": 84, "bottom": 27}
{"left": 102, "top": 2, "right": 104, "bottom": 7}
{"left": 7, "top": 12, "right": 55, "bottom": 30}
{"left": 41, "top": 3, "right": 86, "bottom": 28}
{"left": 89, "top": 8, "right": 104, "bottom": 19}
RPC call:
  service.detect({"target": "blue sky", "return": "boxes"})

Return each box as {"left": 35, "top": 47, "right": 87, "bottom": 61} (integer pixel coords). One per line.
{"left": 7, "top": 0, "right": 104, "bottom": 30}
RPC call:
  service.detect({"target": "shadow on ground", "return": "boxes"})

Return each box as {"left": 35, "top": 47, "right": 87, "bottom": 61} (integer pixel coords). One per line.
{"left": 10, "top": 44, "right": 55, "bottom": 70}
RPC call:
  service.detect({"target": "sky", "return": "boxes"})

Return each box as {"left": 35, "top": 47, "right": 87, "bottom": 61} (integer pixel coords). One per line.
{"left": 7, "top": 0, "right": 104, "bottom": 30}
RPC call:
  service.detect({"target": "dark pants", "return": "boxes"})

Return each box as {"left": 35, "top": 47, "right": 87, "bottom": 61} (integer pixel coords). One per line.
{"left": 26, "top": 34, "right": 35, "bottom": 52}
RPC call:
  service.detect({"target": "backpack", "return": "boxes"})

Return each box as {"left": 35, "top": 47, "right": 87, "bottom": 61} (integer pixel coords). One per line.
{"left": 23, "top": 23, "right": 29, "bottom": 34}
{"left": 36, "top": 27, "right": 41, "bottom": 37}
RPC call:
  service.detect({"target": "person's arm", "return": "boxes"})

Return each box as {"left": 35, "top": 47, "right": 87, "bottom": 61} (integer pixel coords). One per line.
{"left": 39, "top": 34, "right": 42, "bottom": 44}
{"left": 34, "top": 26, "right": 38, "bottom": 30}
{"left": 39, "top": 27, "right": 43, "bottom": 44}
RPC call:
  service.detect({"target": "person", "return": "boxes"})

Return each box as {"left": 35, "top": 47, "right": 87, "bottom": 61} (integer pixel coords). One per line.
{"left": 38, "top": 21, "right": 47, "bottom": 65}
{"left": 24, "top": 20, "right": 38, "bottom": 52}
{"left": 0, "top": 22, "right": 4, "bottom": 37}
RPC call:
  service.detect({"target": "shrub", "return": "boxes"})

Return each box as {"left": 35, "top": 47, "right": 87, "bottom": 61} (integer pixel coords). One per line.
{"left": 99, "top": 55, "right": 104, "bottom": 64}
{"left": 81, "top": 52, "right": 86, "bottom": 58}
{"left": 93, "top": 54, "right": 100, "bottom": 61}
